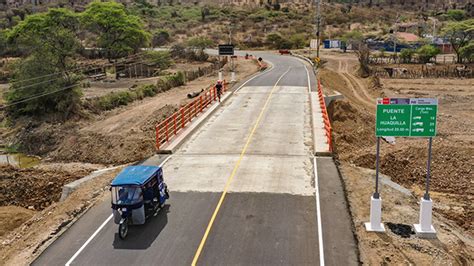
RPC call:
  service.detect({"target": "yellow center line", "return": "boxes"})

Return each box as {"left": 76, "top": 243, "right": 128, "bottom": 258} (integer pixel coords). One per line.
{"left": 191, "top": 67, "right": 291, "bottom": 266}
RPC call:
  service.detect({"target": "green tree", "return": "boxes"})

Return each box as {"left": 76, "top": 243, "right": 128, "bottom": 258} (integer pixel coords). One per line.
{"left": 416, "top": 45, "right": 440, "bottom": 64}
{"left": 8, "top": 8, "right": 80, "bottom": 69}
{"left": 266, "top": 33, "right": 283, "bottom": 47}
{"left": 186, "top": 36, "right": 213, "bottom": 50}
{"left": 4, "top": 54, "right": 82, "bottom": 117}
{"left": 441, "top": 19, "right": 474, "bottom": 63}
{"left": 144, "top": 50, "right": 172, "bottom": 69}
{"left": 290, "top": 34, "right": 306, "bottom": 49}
{"left": 5, "top": 8, "right": 82, "bottom": 118}
{"left": 444, "top": 10, "right": 466, "bottom": 21}
{"left": 0, "top": 30, "right": 8, "bottom": 56}
{"left": 341, "top": 30, "right": 364, "bottom": 44}
{"left": 81, "top": 1, "right": 150, "bottom": 62}
{"left": 151, "top": 29, "right": 170, "bottom": 47}
{"left": 399, "top": 48, "right": 415, "bottom": 63}
{"left": 266, "top": 33, "right": 292, "bottom": 49}
{"left": 459, "top": 41, "right": 474, "bottom": 63}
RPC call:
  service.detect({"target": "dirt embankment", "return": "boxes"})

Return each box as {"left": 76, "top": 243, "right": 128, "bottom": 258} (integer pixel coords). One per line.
{"left": 0, "top": 167, "right": 121, "bottom": 265}
{"left": 0, "top": 165, "right": 93, "bottom": 210}
{"left": 329, "top": 99, "right": 473, "bottom": 232}
{"left": 340, "top": 164, "right": 473, "bottom": 265}
{"left": 8, "top": 58, "right": 259, "bottom": 165}
{"left": 321, "top": 50, "right": 473, "bottom": 264}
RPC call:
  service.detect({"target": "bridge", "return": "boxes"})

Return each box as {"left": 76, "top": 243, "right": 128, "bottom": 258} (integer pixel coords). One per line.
{"left": 34, "top": 52, "right": 358, "bottom": 266}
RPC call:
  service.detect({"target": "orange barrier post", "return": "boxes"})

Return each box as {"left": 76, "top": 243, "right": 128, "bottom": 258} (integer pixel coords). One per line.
{"left": 317, "top": 79, "right": 333, "bottom": 152}
{"left": 173, "top": 113, "right": 177, "bottom": 135}
{"left": 155, "top": 81, "right": 230, "bottom": 151}
{"left": 181, "top": 107, "right": 185, "bottom": 129}
{"left": 200, "top": 96, "right": 203, "bottom": 112}
{"left": 165, "top": 120, "right": 169, "bottom": 142}
{"left": 156, "top": 126, "right": 160, "bottom": 150}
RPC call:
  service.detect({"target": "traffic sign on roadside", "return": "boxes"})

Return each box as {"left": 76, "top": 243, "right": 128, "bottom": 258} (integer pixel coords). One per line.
{"left": 368, "top": 97, "right": 439, "bottom": 236}
{"left": 218, "top": 44, "right": 234, "bottom": 55}
{"left": 376, "top": 98, "right": 437, "bottom": 137}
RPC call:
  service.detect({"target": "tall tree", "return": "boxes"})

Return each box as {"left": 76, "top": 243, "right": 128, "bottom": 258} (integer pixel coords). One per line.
{"left": 5, "top": 8, "right": 82, "bottom": 118}
{"left": 8, "top": 8, "right": 80, "bottom": 72}
{"left": 442, "top": 19, "right": 474, "bottom": 63}
{"left": 81, "top": 1, "right": 150, "bottom": 62}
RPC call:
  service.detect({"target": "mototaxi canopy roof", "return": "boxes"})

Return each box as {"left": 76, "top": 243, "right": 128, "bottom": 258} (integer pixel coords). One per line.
{"left": 111, "top": 165, "right": 162, "bottom": 186}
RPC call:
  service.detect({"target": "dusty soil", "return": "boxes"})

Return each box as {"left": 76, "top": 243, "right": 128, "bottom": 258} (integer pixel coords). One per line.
{"left": 340, "top": 164, "right": 473, "bottom": 265}
{"left": 0, "top": 168, "right": 121, "bottom": 266}
{"left": 0, "top": 165, "right": 93, "bottom": 210}
{"left": 321, "top": 50, "right": 473, "bottom": 264}
{"left": 0, "top": 206, "right": 35, "bottom": 238}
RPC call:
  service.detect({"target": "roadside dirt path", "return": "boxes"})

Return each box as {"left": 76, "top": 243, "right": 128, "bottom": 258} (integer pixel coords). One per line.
{"left": 320, "top": 51, "right": 376, "bottom": 108}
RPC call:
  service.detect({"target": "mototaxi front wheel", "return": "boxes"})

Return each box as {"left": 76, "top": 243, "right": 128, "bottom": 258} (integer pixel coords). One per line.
{"left": 118, "top": 220, "right": 128, "bottom": 239}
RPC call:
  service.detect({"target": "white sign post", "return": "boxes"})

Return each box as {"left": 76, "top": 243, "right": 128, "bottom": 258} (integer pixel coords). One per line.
{"left": 366, "top": 98, "right": 438, "bottom": 237}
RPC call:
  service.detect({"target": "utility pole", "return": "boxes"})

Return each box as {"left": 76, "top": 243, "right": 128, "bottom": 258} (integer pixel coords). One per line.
{"left": 393, "top": 14, "right": 400, "bottom": 56}
{"left": 315, "top": 0, "right": 322, "bottom": 58}
{"left": 229, "top": 24, "right": 236, "bottom": 82}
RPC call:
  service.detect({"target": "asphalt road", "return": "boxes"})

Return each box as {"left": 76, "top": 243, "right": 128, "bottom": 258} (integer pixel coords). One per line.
{"left": 34, "top": 52, "right": 357, "bottom": 266}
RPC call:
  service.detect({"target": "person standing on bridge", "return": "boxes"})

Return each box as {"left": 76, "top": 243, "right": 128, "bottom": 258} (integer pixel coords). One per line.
{"left": 216, "top": 80, "right": 223, "bottom": 102}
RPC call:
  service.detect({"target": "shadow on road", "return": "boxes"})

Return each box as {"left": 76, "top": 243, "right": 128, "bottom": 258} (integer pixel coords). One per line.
{"left": 112, "top": 204, "right": 170, "bottom": 250}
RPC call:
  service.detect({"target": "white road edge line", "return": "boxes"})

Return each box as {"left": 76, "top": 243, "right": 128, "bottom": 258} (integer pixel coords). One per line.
{"left": 304, "top": 65, "right": 311, "bottom": 93}
{"left": 313, "top": 157, "right": 325, "bottom": 266}
{"left": 234, "top": 59, "right": 274, "bottom": 93}
{"left": 65, "top": 155, "right": 174, "bottom": 266}
{"left": 306, "top": 60, "right": 325, "bottom": 266}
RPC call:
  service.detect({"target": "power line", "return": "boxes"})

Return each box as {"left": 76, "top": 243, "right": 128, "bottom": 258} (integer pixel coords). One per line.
{"left": 1, "top": 57, "right": 158, "bottom": 109}
{"left": 0, "top": 83, "right": 80, "bottom": 110}
{"left": 8, "top": 54, "right": 147, "bottom": 92}
{"left": 7, "top": 52, "right": 145, "bottom": 87}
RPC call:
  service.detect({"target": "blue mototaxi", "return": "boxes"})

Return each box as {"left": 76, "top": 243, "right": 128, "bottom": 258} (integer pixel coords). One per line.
{"left": 110, "top": 165, "right": 169, "bottom": 239}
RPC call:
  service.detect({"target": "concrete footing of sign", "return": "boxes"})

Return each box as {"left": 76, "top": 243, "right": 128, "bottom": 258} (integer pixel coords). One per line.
{"left": 231, "top": 71, "right": 236, "bottom": 82}
{"left": 414, "top": 198, "right": 437, "bottom": 238}
{"left": 218, "top": 71, "right": 223, "bottom": 81}
{"left": 365, "top": 196, "right": 385, "bottom": 232}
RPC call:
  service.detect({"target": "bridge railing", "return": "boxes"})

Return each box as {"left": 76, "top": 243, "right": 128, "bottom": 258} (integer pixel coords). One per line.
{"left": 317, "top": 79, "right": 333, "bottom": 152}
{"left": 155, "top": 81, "right": 227, "bottom": 151}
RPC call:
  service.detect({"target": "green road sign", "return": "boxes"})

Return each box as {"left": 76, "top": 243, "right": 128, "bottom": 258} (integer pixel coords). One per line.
{"left": 376, "top": 98, "right": 437, "bottom": 137}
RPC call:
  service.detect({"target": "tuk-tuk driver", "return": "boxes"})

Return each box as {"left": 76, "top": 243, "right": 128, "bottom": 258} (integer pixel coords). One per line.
{"left": 143, "top": 183, "right": 154, "bottom": 203}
